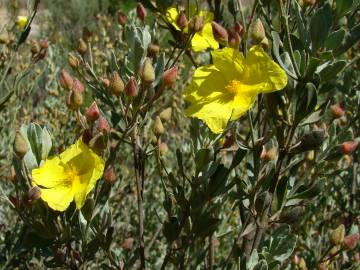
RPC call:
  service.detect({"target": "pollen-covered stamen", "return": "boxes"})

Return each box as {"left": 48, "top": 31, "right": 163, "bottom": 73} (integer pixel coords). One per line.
{"left": 225, "top": 80, "right": 242, "bottom": 94}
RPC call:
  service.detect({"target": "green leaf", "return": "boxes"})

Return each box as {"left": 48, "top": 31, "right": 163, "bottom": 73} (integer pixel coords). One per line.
{"left": 294, "top": 83, "right": 318, "bottom": 125}
{"left": 230, "top": 146, "right": 248, "bottom": 170}
{"left": 310, "top": 4, "right": 332, "bottom": 52}
{"left": 254, "top": 260, "right": 268, "bottom": 270}
{"left": 317, "top": 60, "right": 346, "bottom": 81}
{"left": 267, "top": 225, "right": 297, "bottom": 263}
{"left": 335, "top": 0, "right": 353, "bottom": 19}
{"left": 247, "top": 249, "right": 259, "bottom": 270}
{"left": 154, "top": 53, "right": 165, "bottom": 86}
{"left": 293, "top": 1, "right": 310, "bottom": 50}
{"left": 275, "top": 176, "right": 289, "bottom": 211}
{"left": 325, "top": 29, "right": 346, "bottom": 50}
{"left": 334, "top": 24, "right": 360, "bottom": 56}
{"left": 289, "top": 181, "right": 323, "bottom": 200}
{"left": 163, "top": 217, "right": 181, "bottom": 242}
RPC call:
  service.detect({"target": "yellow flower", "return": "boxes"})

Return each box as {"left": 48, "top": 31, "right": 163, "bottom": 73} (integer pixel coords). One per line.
{"left": 32, "top": 139, "right": 105, "bottom": 211}
{"left": 16, "top": 16, "right": 28, "bottom": 29}
{"left": 165, "top": 7, "right": 218, "bottom": 52}
{"left": 184, "top": 46, "right": 288, "bottom": 134}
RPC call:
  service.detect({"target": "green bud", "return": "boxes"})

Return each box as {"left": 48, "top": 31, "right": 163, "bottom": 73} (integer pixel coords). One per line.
{"left": 249, "top": 18, "right": 265, "bottom": 44}
{"left": 140, "top": 58, "right": 155, "bottom": 84}
{"left": 13, "top": 131, "right": 29, "bottom": 158}
{"left": 330, "top": 224, "right": 345, "bottom": 246}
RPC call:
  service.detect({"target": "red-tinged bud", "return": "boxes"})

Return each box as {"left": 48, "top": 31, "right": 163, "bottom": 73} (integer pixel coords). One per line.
{"left": 163, "top": 66, "right": 177, "bottom": 86}
{"left": 211, "top": 21, "right": 228, "bottom": 45}
{"left": 303, "top": 0, "right": 316, "bottom": 7}
{"left": 330, "top": 103, "right": 345, "bottom": 118}
{"left": 97, "top": 116, "right": 110, "bottom": 133}
{"left": 67, "top": 90, "right": 83, "bottom": 110}
{"left": 78, "top": 38, "right": 87, "bottom": 55}
{"left": 234, "top": 22, "right": 244, "bottom": 35}
{"left": 177, "top": 11, "right": 188, "bottom": 30}
{"left": 82, "top": 129, "right": 93, "bottom": 145}
{"left": 340, "top": 140, "right": 359, "bottom": 155}
{"left": 59, "top": 70, "right": 74, "bottom": 90}
{"left": 188, "top": 15, "right": 204, "bottom": 33}
{"left": 117, "top": 11, "right": 127, "bottom": 25}
{"left": 102, "top": 77, "right": 110, "bottom": 88}
{"left": 72, "top": 78, "right": 85, "bottom": 93}
{"left": 159, "top": 142, "right": 169, "bottom": 155}
{"left": 86, "top": 101, "right": 100, "bottom": 121}
{"left": 104, "top": 167, "right": 117, "bottom": 183}
{"left": 121, "top": 237, "right": 134, "bottom": 249}
{"left": 68, "top": 54, "right": 79, "bottom": 69}
{"left": 292, "top": 255, "right": 300, "bottom": 265}
{"left": 222, "top": 135, "right": 235, "bottom": 149}
{"left": 343, "top": 233, "right": 360, "bottom": 250}
{"left": 228, "top": 29, "right": 241, "bottom": 49}
{"left": 27, "top": 186, "right": 41, "bottom": 201}
{"left": 125, "top": 76, "right": 138, "bottom": 97}
{"left": 148, "top": 43, "right": 160, "bottom": 57}
{"left": 318, "top": 263, "right": 327, "bottom": 270}
{"left": 136, "top": 3, "right": 147, "bottom": 22}
{"left": 82, "top": 27, "right": 93, "bottom": 43}
{"left": 39, "top": 39, "right": 49, "bottom": 49}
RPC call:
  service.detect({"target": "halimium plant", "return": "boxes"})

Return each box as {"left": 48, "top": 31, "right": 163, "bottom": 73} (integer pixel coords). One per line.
{"left": 0, "top": 0, "right": 359, "bottom": 269}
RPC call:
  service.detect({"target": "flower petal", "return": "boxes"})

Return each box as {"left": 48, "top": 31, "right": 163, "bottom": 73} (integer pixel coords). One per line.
{"left": 184, "top": 65, "right": 227, "bottom": 102}
{"left": 192, "top": 23, "right": 219, "bottom": 52}
{"left": 40, "top": 185, "right": 74, "bottom": 211}
{"left": 185, "top": 96, "right": 233, "bottom": 134}
{"left": 165, "top": 7, "right": 180, "bottom": 31}
{"left": 32, "top": 156, "right": 68, "bottom": 188}
{"left": 244, "top": 45, "right": 288, "bottom": 93}
{"left": 211, "top": 47, "right": 245, "bottom": 81}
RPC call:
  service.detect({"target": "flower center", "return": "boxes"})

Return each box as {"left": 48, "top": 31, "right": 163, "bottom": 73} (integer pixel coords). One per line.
{"left": 65, "top": 165, "right": 80, "bottom": 184}
{"left": 225, "top": 80, "right": 242, "bottom": 94}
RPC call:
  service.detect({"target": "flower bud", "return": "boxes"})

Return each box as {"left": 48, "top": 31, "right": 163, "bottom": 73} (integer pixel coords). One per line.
{"left": 211, "top": 21, "right": 228, "bottom": 45}
{"left": 153, "top": 116, "right": 164, "bottom": 136}
{"left": 299, "top": 258, "right": 307, "bottom": 270}
{"left": 163, "top": 66, "right": 177, "bottom": 86}
{"left": 31, "top": 40, "right": 40, "bottom": 55}
{"left": 249, "top": 18, "right": 266, "bottom": 44}
{"left": 82, "top": 27, "right": 92, "bottom": 43}
{"left": 82, "top": 129, "right": 93, "bottom": 145}
{"left": 290, "top": 130, "right": 325, "bottom": 154}
{"left": 136, "top": 3, "right": 147, "bottom": 22}
{"left": 148, "top": 43, "right": 160, "bottom": 58}
{"left": 121, "top": 237, "right": 134, "bottom": 249}
{"left": 330, "top": 224, "right": 345, "bottom": 246}
{"left": 117, "top": 11, "right": 127, "bottom": 25}
{"left": 292, "top": 255, "right": 300, "bottom": 265}
{"left": 96, "top": 116, "right": 110, "bottom": 133}
{"left": 72, "top": 78, "right": 85, "bottom": 93}
{"left": 13, "top": 131, "right": 28, "bottom": 158}
{"left": 104, "top": 167, "right": 117, "bottom": 183}
{"left": 140, "top": 58, "right": 155, "bottom": 84}
{"left": 177, "top": 11, "right": 188, "bottom": 30}
{"left": 67, "top": 90, "right": 83, "bottom": 110}
{"left": 330, "top": 103, "right": 345, "bottom": 118}
{"left": 228, "top": 29, "right": 241, "bottom": 49}
{"left": 303, "top": 0, "right": 316, "bottom": 7}
{"left": 125, "top": 77, "right": 138, "bottom": 97}
{"left": 188, "top": 15, "right": 204, "bottom": 33}
{"left": 234, "top": 22, "right": 244, "bottom": 35}
{"left": 28, "top": 186, "right": 41, "bottom": 201}
{"left": 68, "top": 54, "right": 79, "bottom": 69}
{"left": 77, "top": 38, "right": 87, "bottom": 55}
{"left": 159, "top": 142, "right": 168, "bottom": 155}
{"left": 159, "top": 107, "right": 172, "bottom": 122}
{"left": 89, "top": 133, "right": 108, "bottom": 153}
{"left": 343, "top": 233, "right": 360, "bottom": 250}
{"left": 86, "top": 101, "right": 100, "bottom": 122}
{"left": 59, "top": 70, "right": 74, "bottom": 91}
{"left": 340, "top": 140, "right": 359, "bottom": 155}
{"left": 261, "top": 147, "right": 277, "bottom": 161}
{"left": 39, "top": 39, "right": 49, "bottom": 49}
{"left": 109, "top": 71, "right": 124, "bottom": 96}
{"left": 260, "top": 37, "right": 269, "bottom": 50}
{"left": 318, "top": 263, "right": 327, "bottom": 270}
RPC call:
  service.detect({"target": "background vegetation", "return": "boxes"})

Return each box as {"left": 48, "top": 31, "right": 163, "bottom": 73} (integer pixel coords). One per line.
{"left": 0, "top": 0, "right": 359, "bottom": 269}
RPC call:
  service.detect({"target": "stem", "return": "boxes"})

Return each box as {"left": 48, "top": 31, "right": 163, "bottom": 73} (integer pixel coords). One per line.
{"left": 278, "top": 0, "right": 301, "bottom": 79}
{"left": 208, "top": 235, "right": 214, "bottom": 270}
{"left": 133, "top": 133, "right": 146, "bottom": 269}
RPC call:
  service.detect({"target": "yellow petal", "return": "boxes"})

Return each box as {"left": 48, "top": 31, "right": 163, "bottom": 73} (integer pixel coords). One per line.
{"left": 165, "top": 7, "right": 181, "bottom": 31}
{"left": 192, "top": 23, "right": 219, "bottom": 52}
{"left": 211, "top": 47, "right": 245, "bottom": 80}
{"left": 32, "top": 156, "right": 68, "bottom": 188}
{"left": 198, "top": 11, "right": 214, "bottom": 23}
{"left": 40, "top": 185, "right": 74, "bottom": 211}
{"left": 16, "top": 16, "right": 28, "bottom": 29}
{"left": 184, "top": 65, "right": 227, "bottom": 103}
{"left": 244, "top": 45, "right": 288, "bottom": 93}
